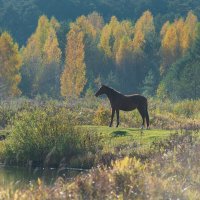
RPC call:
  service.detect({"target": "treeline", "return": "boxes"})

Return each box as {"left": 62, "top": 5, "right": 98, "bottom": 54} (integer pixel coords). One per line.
{"left": 0, "top": 11, "right": 200, "bottom": 99}
{"left": 1, "top": 0, "right": 200, "bottom": 45}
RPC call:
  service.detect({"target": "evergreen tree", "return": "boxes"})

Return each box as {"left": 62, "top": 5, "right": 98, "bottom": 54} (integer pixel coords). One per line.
{"left": 141, "top": 70, "right": 157, "bottom": 97}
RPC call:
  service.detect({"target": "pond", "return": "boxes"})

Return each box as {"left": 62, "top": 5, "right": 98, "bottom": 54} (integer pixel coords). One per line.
{"left": 0, "top": 165, "right": 81, "bottom": 189}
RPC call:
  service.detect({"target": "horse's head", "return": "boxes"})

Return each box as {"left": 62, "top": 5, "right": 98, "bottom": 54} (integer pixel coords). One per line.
{"left": 95, "top": 85, "right": 107, "bottom": 97}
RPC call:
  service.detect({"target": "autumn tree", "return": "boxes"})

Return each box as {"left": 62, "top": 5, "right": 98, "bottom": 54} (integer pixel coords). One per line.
{"left": 99, "top": 16, "right": 134, "bottom": 60}
{"left": 99, "top": 16, "right": 135, "bottom": 90}
{"left": 181, "top": 11, "right": 198, "bottom": 52}
{"left": 60, "top": 24, "right": 87, "bottom": 97}
{"left": 21, "top": 15, "right": 61, "bottom": 97}
{"left": 161, "top": 23, "right": 200, "bottom": 99}
{"left": 98, "top": 11, "right": 159, "bottom": 92}
{"left": 87, "top": 12, "right": 104, "bottom": 32}
{"left": 130, "top": 11, "right": 158, "bottom": 92}
{"left": 160, "top": 11, "right": 197, "bottom": 75}
{"left": 133, "top": 11, "right": 155, "bottom": 51}
{"left": 76, "top": 13, "right": 107, "bottom": 90}
{"left": 116, "top": 37, "right": 132, "bottom": 69}
{"left": 160, "top": 23, "right": 180, "bottom": 74}
{"left": 0, "top": 32, "right": 22, "bottom": 97}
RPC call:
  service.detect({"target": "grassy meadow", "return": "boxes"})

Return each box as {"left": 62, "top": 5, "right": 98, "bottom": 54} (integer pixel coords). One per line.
{"left": 0, "top": 97, "right": 200, "bottom": 199}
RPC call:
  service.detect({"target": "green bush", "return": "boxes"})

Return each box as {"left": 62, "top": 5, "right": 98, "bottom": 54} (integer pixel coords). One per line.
{"left": 3, "top": 104, "right": 102, "bottom": 167}
{"left": 0, "top": 104, "right": 16, "bottom": 129}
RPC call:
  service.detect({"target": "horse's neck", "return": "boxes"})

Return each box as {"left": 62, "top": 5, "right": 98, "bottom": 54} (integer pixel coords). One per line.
{"left": 105, "top": 88, "right": 119, "bottom": 102}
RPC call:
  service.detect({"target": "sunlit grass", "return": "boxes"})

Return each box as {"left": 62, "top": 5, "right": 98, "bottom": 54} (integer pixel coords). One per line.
{"left": 81, "top": 125, "right": 173, "bottom": 150}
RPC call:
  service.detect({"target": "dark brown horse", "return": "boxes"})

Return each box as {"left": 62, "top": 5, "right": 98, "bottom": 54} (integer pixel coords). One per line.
{"left": 95, "top": 85, "right": 149, "bottom": 128}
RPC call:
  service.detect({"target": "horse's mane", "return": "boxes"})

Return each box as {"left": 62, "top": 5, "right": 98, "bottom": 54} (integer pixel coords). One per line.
{"left": 104, "top": 85, "right": 122, "bottom": 95}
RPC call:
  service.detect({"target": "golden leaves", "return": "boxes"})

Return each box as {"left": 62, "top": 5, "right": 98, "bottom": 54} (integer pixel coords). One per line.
{"left": 160, "top": 11, "right": 198, "bottom": 74}
{"left": 0, "top": 32, "right": 22, "bottom": 97}
{"left": 61, "top": 27, "right": 87, "bottom": 97}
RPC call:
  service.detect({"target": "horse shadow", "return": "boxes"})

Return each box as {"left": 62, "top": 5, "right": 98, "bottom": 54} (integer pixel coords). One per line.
{"left": 111, "top": 130, "right": 128, "bottom": 137}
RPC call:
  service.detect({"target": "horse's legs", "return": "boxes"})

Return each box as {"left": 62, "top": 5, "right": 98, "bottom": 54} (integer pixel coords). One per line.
{"left": 145, "top": 109, "right": 150, "bottom": 129}
{"left": 137, "top": 107, "right": 145, "bottom": 129}
{"left": 116, "top": 109, "right": 120, "bottom": 127}
{"left": 109, "top": 108, "right": 115, "bottom": 127}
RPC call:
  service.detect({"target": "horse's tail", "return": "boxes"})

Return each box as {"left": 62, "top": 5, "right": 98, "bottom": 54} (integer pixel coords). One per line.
{"left": 145, "top": 100, "right": 150, "bottom": 128}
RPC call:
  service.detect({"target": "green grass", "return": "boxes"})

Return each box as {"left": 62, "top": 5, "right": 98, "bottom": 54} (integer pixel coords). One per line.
{"left": 81, "top": 125, "right": 174, "bottom": 151}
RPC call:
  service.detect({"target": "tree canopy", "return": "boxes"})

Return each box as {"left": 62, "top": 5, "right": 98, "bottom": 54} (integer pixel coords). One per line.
{"left": 1, "top": 0, "right": 200, "bottom": 45}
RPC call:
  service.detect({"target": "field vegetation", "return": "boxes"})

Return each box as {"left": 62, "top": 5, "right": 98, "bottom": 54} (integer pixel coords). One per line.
{"left": 0, "top": 97, "right": 200, "bottom": 199}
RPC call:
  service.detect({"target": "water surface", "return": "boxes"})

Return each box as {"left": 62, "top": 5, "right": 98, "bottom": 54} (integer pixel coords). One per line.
{"left": 0, "top": 165, "right": 79, "bottom": 189}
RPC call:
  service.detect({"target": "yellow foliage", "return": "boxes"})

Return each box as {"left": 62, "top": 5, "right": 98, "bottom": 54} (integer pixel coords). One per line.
{"left": 50, "top": 17, "right": 61, "bottom": 31}
{"left": 43, "top": 27, "right": 62, "bottom": 65}
{"left": 99, "top": 24, "right": 112, "bottom": 57}
{"left": 160, "top": 11, "right": 198, "bottom": 74}
{"left": 116, "top": 37, "right": 132, "bottom": 69}
{"left": 133, "top": 10, "right": 155, "bottom": 51}
{"left": 0, "top": 32, "right": 22, "bottom": 97}
{"left": 76, "top": 15, "right": 97, "bottom": 39}
{"left": 87, "top": 12, "right": 104, "bottom": 31}
{"left": 93, "top": 105, "right": 110, "bottom": 125}
{"left": 24, "top": 15, "right": 61, "bottom": 65}
{"left": 112, "top": 157, "right": 146, "bottom": 172}
{"left": 99, "top": 16, "right": 134, "bottom": 60}
{"left": 160, "top": 21, "right": 170, "bottom": 38}
{"left": 22, "top": 15, "right": 62, "bottom": 96}
{"left": 61, "top": 27, "right": 87, "bottom": 97}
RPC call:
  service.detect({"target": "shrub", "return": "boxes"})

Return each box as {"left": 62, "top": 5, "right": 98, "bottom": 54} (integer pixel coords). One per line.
{"left": 173, "top": 99, "right": 200, "bottom": 118}
{"left": 93, "top": 105, "right": 110, "bottom": 126}
{"left": 2, "top": 104, "right": 102, "bottom": 167}
{"left": 0, "top": 103, "right": 16, "bottom": 129}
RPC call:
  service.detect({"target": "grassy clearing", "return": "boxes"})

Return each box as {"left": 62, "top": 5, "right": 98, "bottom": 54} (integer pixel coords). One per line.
{"left": 82, "top": 125, "right": 173, "bottom": 149}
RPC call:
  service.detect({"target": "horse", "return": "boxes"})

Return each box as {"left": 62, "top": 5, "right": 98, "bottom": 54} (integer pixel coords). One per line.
{"left": 95, "top": 85, "right": 149, "bottom": 128}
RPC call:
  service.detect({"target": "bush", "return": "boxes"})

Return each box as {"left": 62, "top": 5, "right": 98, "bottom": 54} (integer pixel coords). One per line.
{"left": 0, "top": 103, "right": 16, "bottom": 129}
{"left": 2, "top": 104, "right": 102, "bottom": 167}
{"left": 173, "top": 99, "right": 200, "bottom": 118}
{"left": 93, "top": 105, "right": 110, "bottom": 126}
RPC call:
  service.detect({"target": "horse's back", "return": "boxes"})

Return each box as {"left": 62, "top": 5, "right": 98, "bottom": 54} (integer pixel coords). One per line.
{"left": 115, "top": 94, "right": 147, "bottom": 111}
{"left": 126, "top": 94, "right": 147, "bottom": 103}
